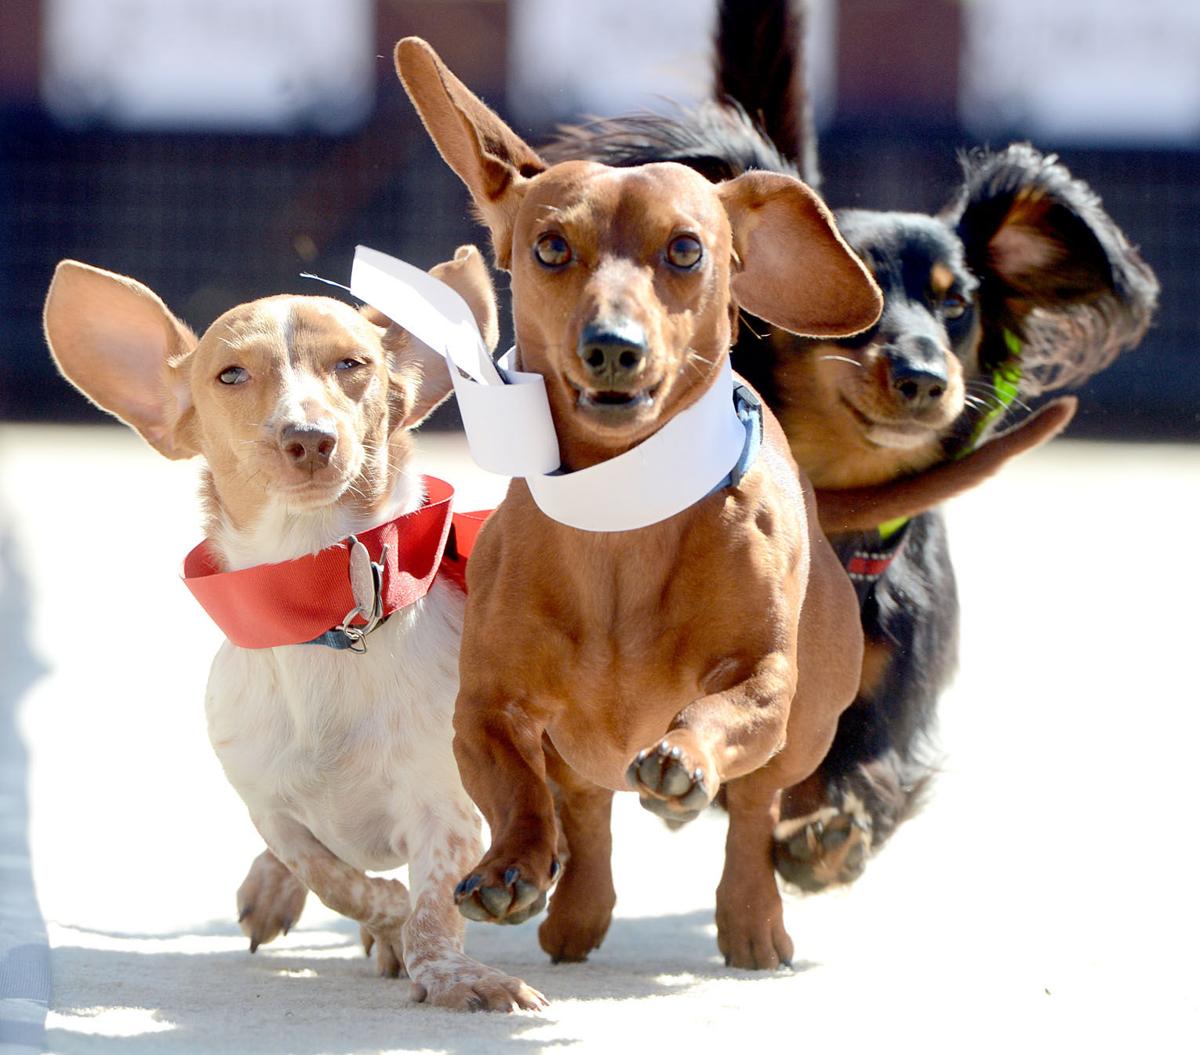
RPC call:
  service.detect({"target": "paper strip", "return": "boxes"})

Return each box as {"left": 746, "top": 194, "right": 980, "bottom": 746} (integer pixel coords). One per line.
{"left": 351, "top": 247, "right": 561, "bottom": 476}
{"left": 349, "top": 245, "right": 750, "bottom": 533}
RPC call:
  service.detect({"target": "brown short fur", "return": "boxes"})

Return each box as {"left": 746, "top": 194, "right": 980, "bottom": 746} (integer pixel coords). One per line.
{"left": 395, "top": 37, "right": 882, "bottom": 969}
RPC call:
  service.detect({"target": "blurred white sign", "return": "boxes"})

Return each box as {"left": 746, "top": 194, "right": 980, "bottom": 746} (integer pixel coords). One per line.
{"left": 42, "top": 0, "right": 374, "bottom": 133}
{"left": 962, "top": 0, "right": 1200, "bottom": 144}
{"left": 508, "top": 0, "right": 836, "bottom": 127}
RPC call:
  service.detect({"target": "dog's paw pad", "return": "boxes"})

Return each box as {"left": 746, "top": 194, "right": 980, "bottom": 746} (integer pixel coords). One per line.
{"left": 626, "top": 740, "right": 713, "bottom": 822}
{"left": 455, "top": 864, "right": 554, "bottom": 924}
{"left": 773, "top": 801, "right": 871, "bottom": 892}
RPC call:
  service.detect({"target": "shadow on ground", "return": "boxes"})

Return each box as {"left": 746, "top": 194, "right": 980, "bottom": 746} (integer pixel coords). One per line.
{"left": 45, "top": 908, "right": 802, "bottom": 1054}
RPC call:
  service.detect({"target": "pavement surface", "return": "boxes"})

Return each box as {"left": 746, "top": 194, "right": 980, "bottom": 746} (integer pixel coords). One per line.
{"left": 1, "top": 424, "right": 1197, "bottom": 1055}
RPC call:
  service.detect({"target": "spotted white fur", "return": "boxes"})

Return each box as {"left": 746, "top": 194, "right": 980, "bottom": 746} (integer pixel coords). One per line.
{"left": 208, "top": 474, "right": 545, "bottom": 1011}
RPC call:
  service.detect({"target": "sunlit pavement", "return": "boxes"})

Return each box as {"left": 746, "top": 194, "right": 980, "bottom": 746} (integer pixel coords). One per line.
{"left": 2, "top": 424, "right": 1197, "bottom": 1054}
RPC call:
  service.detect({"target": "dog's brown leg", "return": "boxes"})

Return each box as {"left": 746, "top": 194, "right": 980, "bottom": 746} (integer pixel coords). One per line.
{"left": 258, "top": 814, "right": 410, "bottom": 978}
{"left": 538, "top": 742, "right": 616, "bottom": 963}
{"left": 715, "top": 776, "right": 792, "bottom": 970}
{"left": 236, "top": 849, "right": 308, "bottom": 952}
{"left": 627, "top": 652, "right": 796, "bottom": 823}
{"left": 451, "top": 700, "right": 560, "bottom": 924}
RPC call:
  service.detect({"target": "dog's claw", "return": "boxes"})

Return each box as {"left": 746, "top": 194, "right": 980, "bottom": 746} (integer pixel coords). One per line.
{"left": 249, "top": 938, "right": 260, "bottom": 954}
{"left": 454, "top": 874, "right": 483, "bottom": 902}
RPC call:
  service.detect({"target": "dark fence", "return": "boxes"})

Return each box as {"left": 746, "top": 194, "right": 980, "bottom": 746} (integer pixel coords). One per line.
{"left": 2, "top": 105, "right": 1197, "bottom": 438}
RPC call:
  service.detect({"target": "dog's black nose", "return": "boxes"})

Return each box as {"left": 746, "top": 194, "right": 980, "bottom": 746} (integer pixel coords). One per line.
{"left": 577, "top": 322, "right": 647, "bottom": 385}
{"left": 884, "top": 337, "right": 948, "bottom": 407}
{"left": 279, "top": 423, "right": 337, "bottom": 470}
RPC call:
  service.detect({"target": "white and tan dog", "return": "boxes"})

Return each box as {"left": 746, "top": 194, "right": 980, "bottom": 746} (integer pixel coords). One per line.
{"left": 43, "top": 247, "right": 545, "bottom": 1012}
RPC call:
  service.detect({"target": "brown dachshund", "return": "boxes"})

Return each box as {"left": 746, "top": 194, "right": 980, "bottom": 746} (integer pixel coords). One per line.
{"left": 395, "top": 38, "right": 882, "bottom": 969}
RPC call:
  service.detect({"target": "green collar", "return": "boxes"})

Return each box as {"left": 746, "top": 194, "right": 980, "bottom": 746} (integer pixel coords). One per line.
{"left": 962, "top": 327, "right": 1023, "bottom": 455}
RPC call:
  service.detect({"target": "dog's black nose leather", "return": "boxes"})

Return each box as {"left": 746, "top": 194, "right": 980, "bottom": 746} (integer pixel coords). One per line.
{"left": 884, "top": 337, "right": 947, "bottom": 407}
{"left": 578, "top": 322, "right": 647, "bottom": 386}
{"left": 279, "top": 423, "right": 337, "bottom": 470}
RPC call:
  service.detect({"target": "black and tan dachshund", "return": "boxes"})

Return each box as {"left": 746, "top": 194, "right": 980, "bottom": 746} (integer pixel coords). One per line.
{"left": 547, "top": 0, "right": 1159, "bottom": 891}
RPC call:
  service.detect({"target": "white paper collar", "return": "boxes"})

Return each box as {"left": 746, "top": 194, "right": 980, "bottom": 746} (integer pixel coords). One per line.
{"left": 350, "top": 246, "right": 749, "bottom": 533}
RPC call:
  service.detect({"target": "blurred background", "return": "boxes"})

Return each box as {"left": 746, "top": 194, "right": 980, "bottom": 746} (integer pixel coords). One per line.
{"left": 0, "top": 0, "right": 1196, "bottom": 437}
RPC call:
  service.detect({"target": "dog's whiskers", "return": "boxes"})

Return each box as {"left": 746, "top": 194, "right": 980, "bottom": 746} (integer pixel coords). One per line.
{"left": 818, "top": 354, "right": 864, "bottom": 369}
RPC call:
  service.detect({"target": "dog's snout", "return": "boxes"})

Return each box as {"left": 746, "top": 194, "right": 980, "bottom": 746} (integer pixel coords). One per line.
{"left": 884, "top": 337, "right": 948, "bottom": 407}
{"left": 279, "top": 422, "right": 337, "bottom": 471}
{"left": 577, "top": 322, "right": 647, "bottom": 386}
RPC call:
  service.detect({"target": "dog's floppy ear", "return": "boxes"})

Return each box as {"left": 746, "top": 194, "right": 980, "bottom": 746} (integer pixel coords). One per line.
{"left": 362, "top": 245, "right": 499, "bottom": 431}
{"left": 43, "top": 260, "right": 199, "bottom": 459}
{"left": 719, "top": 171, "right": 881, "bottom": 338}
{"left": 395, "top": 37, "right": 547, "bottom": 270}
{"left": 945, "top": 143, "right": 1159, "bottom": 394}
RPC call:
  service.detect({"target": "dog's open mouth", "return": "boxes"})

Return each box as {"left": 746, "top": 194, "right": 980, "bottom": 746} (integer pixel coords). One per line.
{"left": 573, "top": 380, "right": 662, "bottom": 423}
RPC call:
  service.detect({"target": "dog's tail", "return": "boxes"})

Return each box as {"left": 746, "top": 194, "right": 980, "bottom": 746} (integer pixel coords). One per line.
{"left": 543, "top": 2, "right": 807, "bottom": 183}
{"left": 714, "top": 0, "right": 818, "bottom": 186}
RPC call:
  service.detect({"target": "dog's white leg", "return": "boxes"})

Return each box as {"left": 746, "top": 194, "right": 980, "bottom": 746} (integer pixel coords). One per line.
{"left": 236, "top": 848, "right": 309, "bottom": 952}
{"left": 401, "top": 800, "right": 547, "bottom": 1012}
{"left": 257, "top": 813, "right": 410, "bottom": 978}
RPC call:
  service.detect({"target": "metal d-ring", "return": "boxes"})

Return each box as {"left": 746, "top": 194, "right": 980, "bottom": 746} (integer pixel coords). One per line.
{"left": 337, "top": 537, "right": 389, "bottom": 654}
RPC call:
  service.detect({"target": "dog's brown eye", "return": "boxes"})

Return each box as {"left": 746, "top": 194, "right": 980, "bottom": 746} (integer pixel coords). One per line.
{"left": 942, "top": 292, "right": 968, "bottom": 320}
{"left": 218, "top": 366, "right": 249, "bottom": 385}
{"left": 335, "top": 357, "right": 365, "bottom": 372}
{"left": 666, "top": 235, "right": 703, "bottom": 270}
{"left": 534, "top": 233, "right": 571, "bottom": 268}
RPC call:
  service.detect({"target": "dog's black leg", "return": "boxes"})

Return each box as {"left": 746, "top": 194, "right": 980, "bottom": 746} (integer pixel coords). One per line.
{"left": 774, "top": 511, "right": 956, "bottom": 891}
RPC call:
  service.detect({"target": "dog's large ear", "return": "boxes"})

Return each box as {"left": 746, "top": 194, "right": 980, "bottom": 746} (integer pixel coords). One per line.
{"left": 719, "top": 171, "right": 881, "bottom": 338}
{"left": 945, "top": 143, "right": 1159, "bottom": 395}
{"left": 363, "top": 245, "right": 499, "bottom": 431}
{"left": 395, "top": 37, "right": 547, "bottom": 270}
{"left": 43, "top": 260, "right": 199, "bottom": 459}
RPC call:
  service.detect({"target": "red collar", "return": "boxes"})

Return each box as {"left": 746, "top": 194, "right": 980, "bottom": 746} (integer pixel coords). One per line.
{"left": 182, "top": 476, "right": 490, "bottom": 650}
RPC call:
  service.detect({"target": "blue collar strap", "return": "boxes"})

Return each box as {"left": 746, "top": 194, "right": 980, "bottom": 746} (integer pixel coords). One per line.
{"left": 714, "top": 383, "right": 764, "bottom": 491}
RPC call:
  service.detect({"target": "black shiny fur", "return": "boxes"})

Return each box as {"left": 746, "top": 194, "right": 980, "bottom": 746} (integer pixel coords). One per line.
{"left": 546, "top": 0, "right": 1158, "bottom": 890}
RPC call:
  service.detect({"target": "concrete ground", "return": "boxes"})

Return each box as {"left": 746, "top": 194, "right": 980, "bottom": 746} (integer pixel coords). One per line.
{"left": 1, "top": 424, "right": 1197, "bottom": 1055}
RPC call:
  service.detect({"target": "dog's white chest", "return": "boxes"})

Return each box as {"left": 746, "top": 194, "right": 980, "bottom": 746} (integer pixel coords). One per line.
{"left": 204, "top": 580, "right": 466, "bottom": 872}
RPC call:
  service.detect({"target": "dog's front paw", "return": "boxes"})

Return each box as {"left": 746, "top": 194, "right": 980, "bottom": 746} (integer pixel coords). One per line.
{"left": 361, "top": 925, "right": 407, "bottom": 979}
{"left": 626, "top": 735, "right": 717, "bottom": 823}
{"left": 773, "top": 803, "right": 871, "bottom": 893}
{"left": 455, "top": 858, "right": 558, "bottom": 925}
{"left": 411, "top": 955, "right": 547, "bottom": 1013}
{"left": 715, "top": 900, "right": 794, "bottom": 971}
{"left": 237, "top": 850, "right": 308, "bottom": 952}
